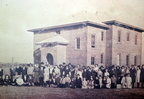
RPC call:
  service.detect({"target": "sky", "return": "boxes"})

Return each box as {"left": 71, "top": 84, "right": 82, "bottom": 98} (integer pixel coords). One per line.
{"left": 0, "top": 0, "right": 144, "bottom": 63}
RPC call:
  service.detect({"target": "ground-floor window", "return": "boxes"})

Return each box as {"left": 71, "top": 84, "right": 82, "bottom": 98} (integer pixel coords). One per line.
{"left": 134, "top": 56, "right": 137, "bottom": 66}
{"left": 91, "top": 57, "right": 95, "bottom": 65}
{"left": 101, "top": 54, "right": 103, "bottom": 63}
{"left": 126, "top": 55, "right": 129, "bottom": 66}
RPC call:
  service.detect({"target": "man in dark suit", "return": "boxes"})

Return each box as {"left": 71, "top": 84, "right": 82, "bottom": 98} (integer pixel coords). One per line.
{"left": 130, "top": 65, "right": 136, "bottom": 88}
{"left": 15, "top": 65, "right": 23, "bottom": 75}
{"left": 75, "top": 74, "right": 82, "bottom": 88}
{"left": 140, "top": 65, "right": 144, "bottom": 88}
{"left": 22, "top": 64, "right": 28, "bottom": 84}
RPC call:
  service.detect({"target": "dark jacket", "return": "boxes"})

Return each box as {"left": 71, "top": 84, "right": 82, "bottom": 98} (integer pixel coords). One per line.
{"left": 75, "top": 77, "right": 82, "bottom": 88}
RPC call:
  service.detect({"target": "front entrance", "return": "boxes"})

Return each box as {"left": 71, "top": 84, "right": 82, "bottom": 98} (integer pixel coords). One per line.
{"left": 46, "top": 53, "right": 54, "bottom": 65}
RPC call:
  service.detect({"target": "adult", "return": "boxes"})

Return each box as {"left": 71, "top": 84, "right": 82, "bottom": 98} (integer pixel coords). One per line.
{"left": 140, "top": 65, "right": 144, "bottom": 88}
{"left": 33, "top": 64, "right": 40, "bottom": 86}
{"left": 136, "top": 66, "right": 141, "bottom": 88}
{"left": 130, "top": 65, "right": 136, "bottom": 88}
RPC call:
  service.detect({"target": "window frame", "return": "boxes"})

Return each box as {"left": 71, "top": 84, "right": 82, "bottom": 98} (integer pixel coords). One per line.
{"left": 91, "top": 34, "right": 95, "bottom": 48}
{"left": 101, "top": 31, "right": 104, "bottom": 41}
{"left": 91, "top": 57, "right": 95, "bottom": 65}
{"left": 135, "top": 35, "right": 137, "bottom": 45}
{"left": 134, "top": 56, "right": 137, "bottom": 66}
{"left": 76, "top": 37, "right": 80, "bottom": 49}
{"left": 101, "top": 54, "right": 104, "bottom": 63}
{"left": 127, "top": 32, "right": 130, "bottom": 41}
{"left": 118, "top": 30, "right": 121, "bottom": 42}
{"left": 126, "top": 55, "right": 129, "bottom": 66}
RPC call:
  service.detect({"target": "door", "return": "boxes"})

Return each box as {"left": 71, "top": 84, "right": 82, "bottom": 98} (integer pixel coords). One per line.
{"left": 46, "top": 53, "right": 54, "bottom": 65}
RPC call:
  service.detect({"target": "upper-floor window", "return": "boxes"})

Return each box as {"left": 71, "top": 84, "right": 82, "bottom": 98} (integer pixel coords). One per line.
{"left": 91, "top": 35, "right": 95, "bottom": 48}
{"left": 127, "top": 32, "right": 130, "bottom": 41}
{"left": 135, "top": 35, "right": 137, "bottom": 45}
{"left": 118, "top": 30, "right": 121, "bottom": 42}
{"left": 126, "top": 55, "right": 129, "bottom": 66}
{"left": 101, "top": 54, "right": 104, "bottom": 63}
{"left": 76, "top": 37, "right": 80, "bottom": 49}
{"left": 134, "top": 56, "right": 137, "bottom": 66}
{"left": 101, "top": 32, "right": 104, "bottom": 41}
{"left": 91, "top": 57, "right": 95, "bottom": 65}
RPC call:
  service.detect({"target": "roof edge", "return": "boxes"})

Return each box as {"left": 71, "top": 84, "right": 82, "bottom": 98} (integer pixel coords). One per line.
{"left": 103, "top": 20, "right": 144, "bottom": 32}
{"left": 27, "top": 21, "right": 109, "bottom": 33}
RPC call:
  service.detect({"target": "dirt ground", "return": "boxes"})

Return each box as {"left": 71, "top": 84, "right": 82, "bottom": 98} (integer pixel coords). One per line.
{"left": 0, "top": 86, "right": 144, "bottom": 99}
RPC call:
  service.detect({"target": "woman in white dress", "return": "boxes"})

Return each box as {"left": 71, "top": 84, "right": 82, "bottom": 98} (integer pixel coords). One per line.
{"left": 136, "top": 66, "right": 141, "bottom": 88}
{"left": 44, "top": 65, "right": 50, "bottom": 85}
{"left": 106, "top": 76, "right": 111, "bottom": 89}
{"left": 126, "top": 74, "right": 132, "bottom": 89}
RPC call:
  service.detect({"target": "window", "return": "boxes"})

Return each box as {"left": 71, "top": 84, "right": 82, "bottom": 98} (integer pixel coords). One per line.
{"left": 101, "top": 32, "right": 104, "bottom": 41}
{"left": 76, "top": 37, "right": 80, "bottom": 49}
{"left": 135, "top": 35, "right": 137, "bottom": 45}
{"left": 101, "top": 54, "right": 103, "bottom": 63}
{"left": 91, "top": 57, "right": 95, "bottom": 65}
{"left": 91, "top": 35, "right": 95, "bottom": 48}
{"left": 134, "top": 56, "right": 137, "bottom": 66}
{"left": 118, "top": 30, "right": 121, "bottom": 42}
{"left": 126, "top": 55, "right": 129, "bottom": 66}
{"left": 117, "top": 54, "right": 121, "bottom": 66}
{"left": 56, "top": 30, "right": 60, "bottom": 34}
{"left": 127, "top": 32, "right": 130, "bottom": 41}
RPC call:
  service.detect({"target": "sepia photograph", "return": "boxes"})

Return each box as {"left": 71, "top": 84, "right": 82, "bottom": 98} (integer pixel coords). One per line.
{"left": 0, "top": 0, "right": 144, "bottom": 99}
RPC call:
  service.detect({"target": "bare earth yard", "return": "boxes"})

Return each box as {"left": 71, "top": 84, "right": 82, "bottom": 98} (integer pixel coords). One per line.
{"left": 0, "top": 87, "right": 144, "bottom": 99}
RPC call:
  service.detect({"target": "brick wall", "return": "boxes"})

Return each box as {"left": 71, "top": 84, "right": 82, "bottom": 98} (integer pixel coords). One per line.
{"left": 111, "top": 25, "right": 142, "bottom": 66}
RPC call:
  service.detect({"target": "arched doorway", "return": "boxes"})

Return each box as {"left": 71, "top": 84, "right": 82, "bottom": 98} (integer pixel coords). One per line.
{"left": 46, "top": 53, "right": 54, "bottom": 65}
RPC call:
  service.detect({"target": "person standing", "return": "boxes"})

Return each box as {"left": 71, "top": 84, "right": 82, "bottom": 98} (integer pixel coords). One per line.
{"left": 22, "top": 64, "right": 28, "bottom": 84}
{"left": 0, "top": 66, "right": 4, "bottom": 79}
{"left": 10, "top": 67, "right": 16, "bottom": 85}
{"left": 27, "top": 64, "right": 34, "bottom": 78}
{"left": 44, "top": 65, "right": 50, "bottom": 86}
{"left": 39, "top": 66, "right": 44, "bottom": 86}
{"left": 111, "top": 74, "right": 117, "bottom": 88}
{"left": 140, "top": 65, "right": 144, "bottom": 88}
{"left": 130, "top": 65, "right": 136, "bottom": 88}
{"left": 136, "top": 66, "right": 141, "bottom": 88}
{"left": 33, "top": 64, "right": 40, "bottom": 86}
{"left": 126, "top": 74, "right": 132, "bottom": 89}
{"left": 15, "top": 65, "right": 22, "bottom": 76}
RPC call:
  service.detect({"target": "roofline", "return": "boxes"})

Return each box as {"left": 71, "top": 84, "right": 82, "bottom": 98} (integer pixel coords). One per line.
{"left": 103, "top": 20, "right": 144, "bottom": 32}
{"left": 27, "top": 21, "right": 109, "bottom": 33}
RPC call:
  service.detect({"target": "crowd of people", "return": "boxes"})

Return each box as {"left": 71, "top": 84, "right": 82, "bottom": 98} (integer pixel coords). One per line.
{"left": 0, "top": 62, "right": 144, "bottom": 89}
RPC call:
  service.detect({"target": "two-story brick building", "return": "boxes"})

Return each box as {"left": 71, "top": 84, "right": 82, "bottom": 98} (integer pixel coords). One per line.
{"left": 28, "top": 20, "right": 144, "bottom": 67}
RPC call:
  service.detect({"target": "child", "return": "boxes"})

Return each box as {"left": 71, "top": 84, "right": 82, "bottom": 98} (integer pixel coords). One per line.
{"left": 106, "top": 76, "right": 111, "bottom": 89}
{"left": 4, "top": 75, "right": 11, "bottom": 86}
{"left": 87, "top": 76, "right": 94, "bottom": 89}
{"left": 82, "top": 77, "right": 87, "bottom": 89}
{"left": 94, "top": 77, "right": 100, "bottom": 89}
{"left": 99, "top": 75, "right": 102, "bottom": 88}
{"left": 111, "top": 74, "right": 116, "bottom": 88}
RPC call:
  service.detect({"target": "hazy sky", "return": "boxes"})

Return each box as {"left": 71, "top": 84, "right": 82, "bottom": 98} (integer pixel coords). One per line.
{"left": 0, "top": 0, "right": 144, "bottom": 63}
